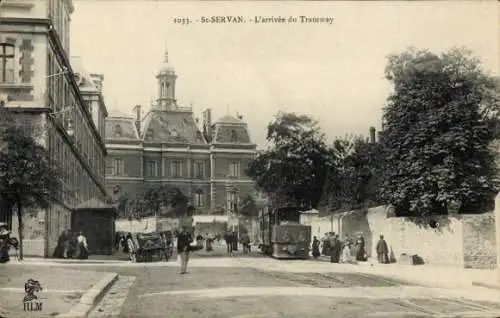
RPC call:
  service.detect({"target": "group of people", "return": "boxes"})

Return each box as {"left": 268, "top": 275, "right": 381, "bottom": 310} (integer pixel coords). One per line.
{"left": 53, "top": 230, "right": 89, "bottom": 260}
{"left": 0, "top": 223, "right": 17, "bottom": 263}
{"left": 311, "top": 233, "right": 390, "bottom": 264}
{"left": 223, "top": 230, "right": 251, "bottom": 255}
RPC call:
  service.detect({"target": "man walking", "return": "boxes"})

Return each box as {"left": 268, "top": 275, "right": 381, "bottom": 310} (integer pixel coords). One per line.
{"left": 177, "top": 225, "right": 193, "bottom": 274}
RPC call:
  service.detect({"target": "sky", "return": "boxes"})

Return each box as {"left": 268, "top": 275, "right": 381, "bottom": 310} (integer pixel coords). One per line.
{"left": 70, "top": 1, "right": 498, "bottom": 148}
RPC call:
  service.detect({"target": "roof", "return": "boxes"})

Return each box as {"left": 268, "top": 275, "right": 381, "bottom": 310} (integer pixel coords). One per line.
{"left": 70, "top": 56, "right": 99, "bottom": 93}
{"left": 141, "top": 109, "right": 206, "bottom": 144}
{"left": 75, "top": 198, "right": 115, "bottom": 210}
{"left": 215, "top": 115, "right": 244, "bottom": 125}
{"left": 106, "top": 116, "right": 140, "bottom": 141}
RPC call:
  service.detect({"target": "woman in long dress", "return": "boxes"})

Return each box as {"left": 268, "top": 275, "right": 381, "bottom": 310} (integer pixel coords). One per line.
{"left": 355, "top": 236, "right": 366, "bottom": 261}
{"left": 341, "top": 241, "right": 354, "bottom": 263}
{"left": 312, "top": 236, "right": 321, "bottom": 259}
{"left": 205, "top": 233, "right": 213, "bottom": 252}
{"left": 76, "top": 231, "right": 89, "bottom": 260}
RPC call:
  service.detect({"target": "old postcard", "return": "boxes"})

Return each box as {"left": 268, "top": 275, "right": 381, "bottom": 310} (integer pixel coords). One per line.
{"left": 0, "top": 0, "right": 499, "bottom": 317}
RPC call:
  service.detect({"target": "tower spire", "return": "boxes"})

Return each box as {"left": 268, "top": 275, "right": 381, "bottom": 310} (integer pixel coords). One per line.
{"left": 164, "top": 48, "right": 169, "bottom": 63}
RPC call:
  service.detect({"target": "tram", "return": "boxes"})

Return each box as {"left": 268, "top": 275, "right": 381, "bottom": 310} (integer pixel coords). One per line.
{"left": 258, "top": 206, "right": 311, "bottom": 259}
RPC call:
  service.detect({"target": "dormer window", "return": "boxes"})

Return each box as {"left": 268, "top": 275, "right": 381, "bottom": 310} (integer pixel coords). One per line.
{"left": 145, "top": 129, "right": 154, "bottom": 141}
{"left": 114, "top": 124, "right": 123, "bottom": 138}
{"left": 230, "top": 130, "right": 238, "bottom": 143}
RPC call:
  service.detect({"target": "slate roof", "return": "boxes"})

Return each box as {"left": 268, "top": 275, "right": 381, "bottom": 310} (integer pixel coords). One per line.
{"left": 212, "top": 115, "right": 252, "bottom": 144}
{"left": 215, "top": 115, "right": 244, "bottom": 125}
{"left": 106, "top": 116, "right": 140, "bottom": 141}
{"left": 141, "top": 109, "right": 206, "bottom": 144}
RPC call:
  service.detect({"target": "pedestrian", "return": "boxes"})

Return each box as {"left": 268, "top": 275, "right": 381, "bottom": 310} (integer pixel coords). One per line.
{"left": 355, "top": 235, "right": 367, "bottom": 261}
{"left": 341, "top": 239, "right": 356, "bottom": 264}
{"left": 231, "top": 231, "right": 238, "bottom": 253}
{"left": 205, "top": 233, "right": 213, "bottom": 252}
{"left": 126, "top": 233, "right": 136, "bottom": 262}
{"left": 321, "top": 233, "right": 329, "bottom": 256}
{"left": 65, "top": 229, "right": 74, "bottom": 259}
{"left": 330, "top": 235, "right": 341, "bottom": 263}
{"left": 76, "top": 231, "right": 89, "bottom": 260}
{"left": 312, "top": 236, "right": 320, "bottom": 259}
{"left": 376, "top": 235, "right": 389, "bottom": 264}
{"left": 224, "top": 231, "right": 232, "bottom": 255}
{"left": 177, "top": 225, "right": 193, "bottom": 274}
{"left": 53, "top": 230, "right": 66, "bottom": 258}
{"left": 0, "top": 224, "right": 11, "bottom": 263}
{"left": 240, "top": 230, "right": 250, "bottom": 254}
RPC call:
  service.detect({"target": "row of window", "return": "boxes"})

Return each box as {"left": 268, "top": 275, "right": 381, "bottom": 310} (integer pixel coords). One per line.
{"left": 108, "top": 159, "right": 241, "bottom": 178}
{"left": 47, "top": 49, "right": 105, "bottom": 186}
{"left": 48, "top": 0, "right": 71, "bottom": 54}
{"left": 49, "top": 122, "right": 105, "bottom": 206}
{"left": 193, "top": 189, "right": 239, "bottom": 212}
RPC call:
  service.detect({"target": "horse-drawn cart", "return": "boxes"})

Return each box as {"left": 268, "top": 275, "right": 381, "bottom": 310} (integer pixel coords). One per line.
{"left": 135, "top": 232, "right": 165, "bottom": 262}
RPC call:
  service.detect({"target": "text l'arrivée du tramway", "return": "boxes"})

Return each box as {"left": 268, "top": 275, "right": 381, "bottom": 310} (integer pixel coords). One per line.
{"left": 195, "top": 16, "right": 335, "bottom": 25}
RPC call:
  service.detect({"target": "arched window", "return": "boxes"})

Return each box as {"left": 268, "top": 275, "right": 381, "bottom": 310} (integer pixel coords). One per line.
{"left": 114, "top": 124, "right": 123, "bottom": 138}
{"left": 230, "top": 129, "right": 238, "bottom": 143}
{"left": 194, "top": 189, "right": 204, "bottom": 207}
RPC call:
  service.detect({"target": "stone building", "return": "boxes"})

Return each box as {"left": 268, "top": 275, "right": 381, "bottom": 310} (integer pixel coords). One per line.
{"left": 0, "top": 0, "right": 108, "bottom": 257}
{"left": 105, "top": 50, "right": 257, "bottom": 215}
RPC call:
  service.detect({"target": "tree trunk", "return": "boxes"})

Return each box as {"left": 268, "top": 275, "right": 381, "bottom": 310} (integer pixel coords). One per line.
{"left": 17, "top": 200, "right": 23, "bottom": 260}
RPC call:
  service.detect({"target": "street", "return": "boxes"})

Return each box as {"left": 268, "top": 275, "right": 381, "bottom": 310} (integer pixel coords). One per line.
{"left": 65, "top": 247, "right": 500, "bottom": 318}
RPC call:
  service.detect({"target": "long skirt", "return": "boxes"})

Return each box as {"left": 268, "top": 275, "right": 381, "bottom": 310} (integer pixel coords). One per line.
{"left": 206, "top": 240, "right": 213, "bottom": 252}
{"left": 78, "top": 244, "right": 89, "bottom": 260}
{"left": 0, "top": 245, "right": 9, "bottom": 263}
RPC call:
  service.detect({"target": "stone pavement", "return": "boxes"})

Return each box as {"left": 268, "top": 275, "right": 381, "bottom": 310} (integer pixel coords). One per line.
{"left": 235, "top": 256, "right": 500, "bottom": 293}
{"left": 0, "top": 265, "right": 112, "bottom": 318}
{"left": 87, "top": 260, "right": 500, "bottom": 318}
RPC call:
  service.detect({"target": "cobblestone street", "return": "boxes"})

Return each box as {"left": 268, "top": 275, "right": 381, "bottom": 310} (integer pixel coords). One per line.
{"left": 77, "top": 253, "right": 500, "bottom": 318}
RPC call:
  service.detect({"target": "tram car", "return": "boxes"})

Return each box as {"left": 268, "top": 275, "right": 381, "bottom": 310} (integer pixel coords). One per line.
{"left": 259, "top": 206, "right": 311, "bottom": 259}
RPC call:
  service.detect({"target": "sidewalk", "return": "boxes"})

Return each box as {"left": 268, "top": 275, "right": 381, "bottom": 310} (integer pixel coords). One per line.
{"left": 0, "top": 264, "right": 117, "bottom": 318}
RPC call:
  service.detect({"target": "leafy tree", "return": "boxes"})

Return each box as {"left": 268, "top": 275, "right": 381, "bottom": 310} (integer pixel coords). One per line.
{"left": 139, "top": 185, "right": 188, "bottom": 218}
{"left": 247, "top": 112, "right": 336, "bottom": 209}
{"left": 321, "top": 134, "right": 384, "bottom": 212}
{"left": 380, "top": 47, "right": 500, "bottom": 220}
{"left": 0, "top": 117, "right": 62, "bottom": 260}
{"left": 238, "top": 194, "right": 259, "bottom": 218}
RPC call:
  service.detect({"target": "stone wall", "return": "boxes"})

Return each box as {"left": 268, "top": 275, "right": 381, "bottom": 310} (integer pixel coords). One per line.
{"left": 462, "top": 212, "right": 496, "bottom": 269}
{"left": 301, "top": 206, "right": 497, "bottom": 268}
{"left": 11, "top": 202, "right": 71, "bottom": 257}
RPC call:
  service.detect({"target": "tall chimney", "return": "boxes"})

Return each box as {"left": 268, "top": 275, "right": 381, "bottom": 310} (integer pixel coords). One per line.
{"left": 133, "top": 105, "right": 141, "bottom": 135}
{"left": 203, "top": 108, "right": 212, "bottom": 142}
{"left": 369, "top": 126, "right": 376, "bottom": 143}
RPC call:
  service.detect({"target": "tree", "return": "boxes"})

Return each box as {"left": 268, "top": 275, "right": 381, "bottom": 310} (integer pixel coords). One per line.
{"left": 323, "top": 134, "right": 384, "bottom": 211}
{"left": 380, "top": 47, "right": 500, "bottom": 220}
{"left": 247, "top": 112, "right": 337, "bottom": 209}
{"left": 139, "top": 185, "right": 189, "bottom": 218}
{"left": 238, "top": 194, "right": 259, "bottom": 218}
{"left": 0, "top": 119, "right": 62, "bottom": 260}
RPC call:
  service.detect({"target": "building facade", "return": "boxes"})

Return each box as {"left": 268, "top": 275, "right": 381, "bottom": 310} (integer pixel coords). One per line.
{"left": 0, "top": 0, "right": 108, "bottom": 257}
{"left": 106, "top": 50, "right": 257, "bottom": 216}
